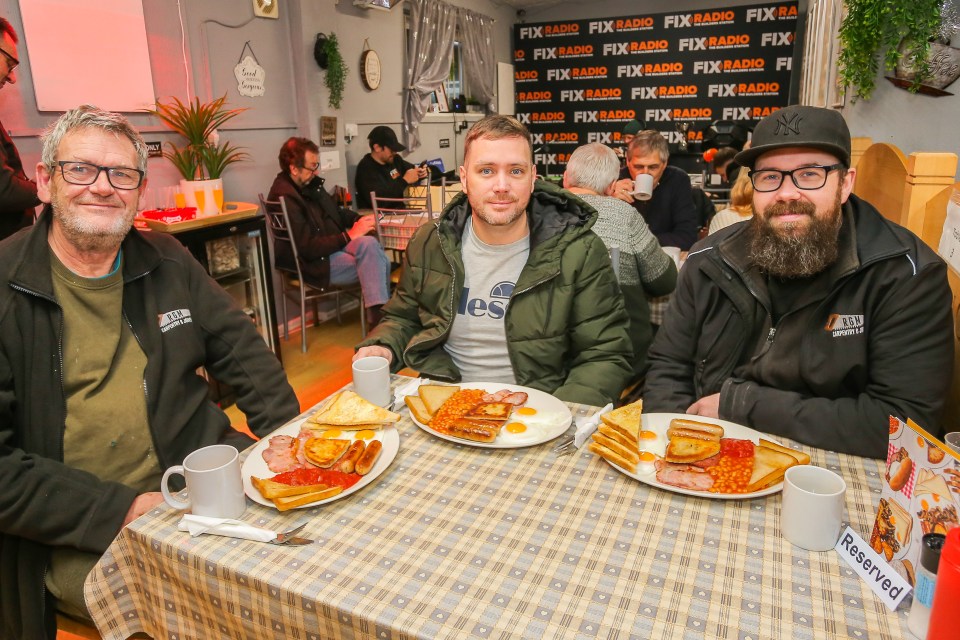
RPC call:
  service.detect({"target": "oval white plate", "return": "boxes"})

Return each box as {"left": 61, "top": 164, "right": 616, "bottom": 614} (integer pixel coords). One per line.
{"left": 599, "top": 413, "right": 786, "bottom": 500}
{"left": 242, "top": 415, "right": 399, "bottom": 509}
{"left": 408, "top": 382, "right": 572, "bottom": 449}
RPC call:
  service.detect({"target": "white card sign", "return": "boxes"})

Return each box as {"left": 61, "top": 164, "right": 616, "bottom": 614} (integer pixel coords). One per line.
{"left": 835, "top": 526, "right": 912, "bottom": 611}
{"left": 235, "top": 56, "right": 265, "bottom": 97}
{"left": 937, "top": 188, "right": 960, "bottom": 277}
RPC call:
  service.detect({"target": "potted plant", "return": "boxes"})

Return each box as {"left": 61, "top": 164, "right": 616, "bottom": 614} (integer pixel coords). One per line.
{"left": 314, "top": 33, "right": 347, "bottom": 109}
{"left": 838, "top": 0, "right": 952, "bottom": 101}
{"left": 145, "top": 95, "right": 249, "bottom": 215}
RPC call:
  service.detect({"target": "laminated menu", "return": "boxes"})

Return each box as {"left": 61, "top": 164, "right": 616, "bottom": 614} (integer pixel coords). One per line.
{"left": 869, "top": 418, "right": 960, "bottom": 589}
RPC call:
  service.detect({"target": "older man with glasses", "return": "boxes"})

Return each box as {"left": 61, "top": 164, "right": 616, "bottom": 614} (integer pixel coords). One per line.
{"left": 0, "top": 105, "right": 299, "bottom": 638}
{"left": 268, "top": 136, "right": 391, "bottom": 328}
{"left": 643, "top": 105, "right": 954, "bottom": 459}
{"left": 0, "top": 17, "right": 39, "bottom": 240}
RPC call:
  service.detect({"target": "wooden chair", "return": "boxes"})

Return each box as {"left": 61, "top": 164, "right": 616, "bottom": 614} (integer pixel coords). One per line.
{"left": 258, "top": 194, "right": 366, "bottom": 353}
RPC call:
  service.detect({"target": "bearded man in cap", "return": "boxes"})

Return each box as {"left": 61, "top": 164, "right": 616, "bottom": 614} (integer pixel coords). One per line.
{"left": 354, "top": 125, "right": 428, "bottom": 209}
{"left": 643, "top": 105, "right": 953, "bottom": 459}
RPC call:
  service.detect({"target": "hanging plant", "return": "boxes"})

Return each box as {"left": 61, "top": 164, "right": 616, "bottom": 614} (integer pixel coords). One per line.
{"left": 837, "top": 0, "right": 945, "bottom": 101}
{"left": 315, "top": 33, "right": 347, "bottom": 109}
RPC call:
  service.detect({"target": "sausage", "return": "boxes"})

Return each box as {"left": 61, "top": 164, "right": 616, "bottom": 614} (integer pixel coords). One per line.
{"left": 437, "top": 418, "right": 498, "bottom": 443}
{"left": 338, "top": 440, "right": 366, "bottom": 474}
{"left": 668, "top": 418, "right": 724, "bottom": 438}
{"left": 355, "top": 440, "right": 383, "bottom": 475}
{"left": 666, "top": 426, "right": 721, "bottom": 442}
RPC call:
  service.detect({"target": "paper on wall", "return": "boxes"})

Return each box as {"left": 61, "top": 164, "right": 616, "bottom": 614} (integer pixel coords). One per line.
{"left": 937, "top": 188, "right": 960, "bottom": 277}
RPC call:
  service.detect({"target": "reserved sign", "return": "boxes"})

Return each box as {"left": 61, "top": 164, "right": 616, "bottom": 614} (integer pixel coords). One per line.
{"left": 835, "top": 526, "right": 912, "bottom": 611}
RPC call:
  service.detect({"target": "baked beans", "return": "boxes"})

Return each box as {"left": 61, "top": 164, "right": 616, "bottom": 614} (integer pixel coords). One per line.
{"left": 430, "top": 389, "right": 486, "bottom": 430}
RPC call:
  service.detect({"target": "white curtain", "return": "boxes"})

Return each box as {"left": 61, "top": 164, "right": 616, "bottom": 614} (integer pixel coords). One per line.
{"left": 457, "top": 8, "right": 496, "bottom": 112}
{"left": 403, "top": 0, "right": 458, "bottom": 151}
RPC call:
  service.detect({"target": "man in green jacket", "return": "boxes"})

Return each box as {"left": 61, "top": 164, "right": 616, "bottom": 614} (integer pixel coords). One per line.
{"left": 355, "top": 115, "right": 632, "bottom": 406}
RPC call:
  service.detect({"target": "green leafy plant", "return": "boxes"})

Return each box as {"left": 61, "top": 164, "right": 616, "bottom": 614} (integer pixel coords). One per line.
{"left": 322, "top": 33, "right": 347, "bottom": 110}
{"left": 145, "top": 95, "right": 249, "bottom": 180}
{"left": 838, "top": 0, "right": 944, "bottom": 101}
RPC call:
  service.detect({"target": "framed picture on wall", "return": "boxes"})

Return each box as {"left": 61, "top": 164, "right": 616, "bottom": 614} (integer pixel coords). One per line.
{"left": 321, "top": 116, "right": 337, "bottom": 146}
{"left": 433, "top": 84, "right": 450, "bottom": 112}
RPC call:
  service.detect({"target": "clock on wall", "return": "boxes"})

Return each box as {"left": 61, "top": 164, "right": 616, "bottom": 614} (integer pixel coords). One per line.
{"left": 360, "top": 47, "right": 381, "bottom": 91}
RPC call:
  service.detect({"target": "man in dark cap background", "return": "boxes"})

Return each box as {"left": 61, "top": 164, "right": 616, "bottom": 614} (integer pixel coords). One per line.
{"left": 354, "top": 125, "right": 428, "bottom": 209}
{"left": 642, "top": 105, "right": 954, "bottom": 459}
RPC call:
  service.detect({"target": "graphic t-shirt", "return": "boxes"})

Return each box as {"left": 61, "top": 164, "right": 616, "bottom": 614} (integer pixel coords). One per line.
{"left": 444, "top": 218, "right": 529, "bottom": 383}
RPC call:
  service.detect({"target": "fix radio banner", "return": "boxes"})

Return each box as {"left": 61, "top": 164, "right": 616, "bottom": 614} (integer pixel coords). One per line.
{"left": 513, "top": 2, "right": 800, "bottom": 175}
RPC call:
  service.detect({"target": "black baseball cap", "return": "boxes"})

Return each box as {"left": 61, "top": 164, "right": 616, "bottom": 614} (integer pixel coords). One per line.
{"left": 368, "top": 125, "right": 406, "bottom": 152}
{"left": 735, "top": 105, "right": 851, "bottom": 168}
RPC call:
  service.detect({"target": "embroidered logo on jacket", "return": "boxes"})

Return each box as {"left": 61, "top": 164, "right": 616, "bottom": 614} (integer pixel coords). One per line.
{"left": 158, "top": 309, "right": 193, "bottom": 333}
{"left": 824, "top": 313, "right": 864, "bottom": 337}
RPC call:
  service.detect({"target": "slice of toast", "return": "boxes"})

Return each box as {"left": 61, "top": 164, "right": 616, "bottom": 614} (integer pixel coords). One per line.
{"left": 273, "top": 486, "right": 344, "bottom": 511}
{"left": 251, "top": 476, "right": 331, "bottom": 500}
{"left": 405, "top": 395, "right": 433, "bottom": 424}
{"left": 745, "top": 444, "right": 799, "bottom": 491}
{"left": 589, "top": 441, "right": 637, "bottom": 473}
{"left": 664, "top": 436, "right": 721, "bottom": 463}
{"left": 599, "top": 400, "right": 643, "bottom": 447}
{"left": 597, "top": 424, "right": 636, "bottom": 452}
{"left": 758, "top": 438, "right": 811, "bottom": 465}
{"left": 419, "top": 384, "right": 460, "bottom": 415}
{"left": 308, "top": 390, "right": 400, "bottom": 426}
{"left": 591, "top": 432, "right": 640, "bottom": 465}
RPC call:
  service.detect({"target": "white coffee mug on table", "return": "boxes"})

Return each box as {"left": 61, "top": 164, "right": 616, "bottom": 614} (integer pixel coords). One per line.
{"left": 161, "top": 444, "right": 246, "bottom": 519}
{"left": 352, "top": 355, "right": 392, "bottom": 407}
{"left": 781, "top": 465, "right": 846, "bottom": 551}
{"left": 632, "top": 173, "right": 655, "bottom": 201}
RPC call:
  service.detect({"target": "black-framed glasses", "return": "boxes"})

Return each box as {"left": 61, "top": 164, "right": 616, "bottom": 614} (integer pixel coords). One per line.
{"left": 56, "top": 161, "right": 144, "bottom": 190}
{"left": 0, "top": 47, "right": 18, "bottom": 72}
{"left": 749, "top": 164, "right": 843, "bottom": 192}
{"left": 301, "top": 161, "right": 320, "bottom": 171}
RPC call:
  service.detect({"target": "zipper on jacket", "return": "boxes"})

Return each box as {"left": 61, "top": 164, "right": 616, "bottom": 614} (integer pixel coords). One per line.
{"left": 124, "top": 310, "right": 164, "bottom": 468}
{"left": 694, "top": 360, "right": 706, "bottom": 398}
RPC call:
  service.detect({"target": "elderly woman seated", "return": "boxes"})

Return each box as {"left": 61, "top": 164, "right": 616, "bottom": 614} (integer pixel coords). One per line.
{"left": 562, "top": 143, "right": 678, "bottom": 377}
{"left": 708, "top": 169, "right": 754, "bottom": 235}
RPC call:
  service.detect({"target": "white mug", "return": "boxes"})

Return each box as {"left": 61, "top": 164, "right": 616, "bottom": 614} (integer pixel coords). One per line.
{"left": 352, "top": 355, "right": 391, "bottom": 407}
{"left": 161, "top": 444, "right": 246, "bottom": 518}
{"left": 632, "top": 173, "right": 655, "bottom": 201}
{"left": 944, "top": 432, "right": 960, "bottom": 455}
{"left": 781, "top": 465, "right": 847, "bottom": 551}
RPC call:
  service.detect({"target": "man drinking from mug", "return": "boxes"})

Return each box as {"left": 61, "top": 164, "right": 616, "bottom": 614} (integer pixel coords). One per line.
{"left": 0, "top": 106, "right": 299, "bottom": 638}
{"left": 642, "top": 105, "right": 953, "bottom": 459}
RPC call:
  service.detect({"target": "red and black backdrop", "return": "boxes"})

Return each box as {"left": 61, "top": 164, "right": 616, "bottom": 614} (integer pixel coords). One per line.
{"left": 512, "top": 2, "right": 803, "bottom": 176}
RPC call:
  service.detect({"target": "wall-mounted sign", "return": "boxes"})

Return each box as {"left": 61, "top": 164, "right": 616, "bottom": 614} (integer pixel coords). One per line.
{"left": 321, "top": 116, "right": 338, "bottom": 147}
{"left": 235, "top": 42, "right": 265, "bottom": 97}
{"left": 145, "top": 141, "right": 163, "bottom": 158}
{"left": 360, "top": 39, "right": 381, "bottom": 91}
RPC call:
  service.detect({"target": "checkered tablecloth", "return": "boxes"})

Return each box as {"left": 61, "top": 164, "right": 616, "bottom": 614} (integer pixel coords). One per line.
{"left": 85, "top": 377, "right": 908, "bottom": 640}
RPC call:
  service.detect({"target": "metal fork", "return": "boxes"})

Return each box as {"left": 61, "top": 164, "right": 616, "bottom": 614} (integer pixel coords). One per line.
{"left": 552, "top": 406, "right": 605, "bottom": 456}
{"left": 269, "top": 522, "right": 308, "bottom": 545}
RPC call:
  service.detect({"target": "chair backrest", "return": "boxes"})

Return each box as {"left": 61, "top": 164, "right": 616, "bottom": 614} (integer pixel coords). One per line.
{"left": 440, "top": 175, "right": 462, "bottom": 208}
{"left": 370, "top": 191, "right": 438, "bottom": 253}
{"left": 853, "top": 143, "right": 909, "bottom": 225}
{"left": 403, "top": 184, "right": 434, "bottom": 215}
{"left": 259, "top": 193, "right": 306, "bottom": 281}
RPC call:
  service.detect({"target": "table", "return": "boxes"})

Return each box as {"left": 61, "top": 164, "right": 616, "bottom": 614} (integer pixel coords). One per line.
{"left": 85, "top": 378, "right": 909, "bottom": 639}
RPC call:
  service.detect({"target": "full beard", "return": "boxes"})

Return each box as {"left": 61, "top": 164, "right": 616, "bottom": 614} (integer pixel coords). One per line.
{"left": 749, "top": 193, "right": 843, "bottom": 278}
{"left": 52, "top": 197, "right": 136, "bottom": 253}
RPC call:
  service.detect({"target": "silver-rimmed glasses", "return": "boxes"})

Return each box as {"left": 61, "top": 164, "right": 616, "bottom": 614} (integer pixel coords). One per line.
{"left": 56, "top": 161, "right": 144, "bottom": 190}
{"left": 749, "top": 163, "right": 843, "bottom": 192}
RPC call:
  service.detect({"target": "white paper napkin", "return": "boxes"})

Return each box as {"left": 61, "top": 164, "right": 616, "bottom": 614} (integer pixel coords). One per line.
{"left": 574, "top": 402, "right": 613, "bottom": 449}
{"left": 392, "top": 377, "right": 424, "bottom": 410}
{"left": 178, "top": 515, "right": 277, "bottom": 542}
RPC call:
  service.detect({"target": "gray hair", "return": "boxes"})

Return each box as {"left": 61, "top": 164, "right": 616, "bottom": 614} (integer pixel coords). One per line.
{"left": 41, "top": 105, "right": 148, "bottom": 172}
{"left": 626, "top": 130, "right": 669, "bottom": 164}
{"left": 565, "top": 143, "right": 620, "bottom": 194}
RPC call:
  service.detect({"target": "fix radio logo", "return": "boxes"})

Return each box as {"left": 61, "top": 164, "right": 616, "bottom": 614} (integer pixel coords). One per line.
{"left": 547, "top": 66, "right": 608, "bottom": 81}
{"left": 517, "top": 23, "right": 580, "bottom": 39}
{"left": 560, "top": 87, "right": 622, "bottom": 102}
{"left": 515, "top": 112, "right": 565, "bottom": 124}
{"left": 664, "top": 10, "right": 735, "bottom": 28}
{"left": 573, "top": 109, "right": 637, "bottom": 123}
{"left": 514, "top": 70, "right": 538, "bottom": 83}
{"left": 644, "top": 107, "right": 713, "bottom": 122}
{"left": 746, "top": 5, "right": 799, "bottom": 21}
{"left": 517, "top": 90, "right": 553, "bottom": 103}
{"left": 631, "top": 85, "right": 698, "bottom": 100}
{"left": 531, "top": 131, "right": 580, "bottom": 145}
{"left": 665, "top": 129, "right": 703, "bottom": 145}
{"left": 534, "top": 151, "right": 571, "bottom": 165}
{"left": 616, "top": 62, "right": 684, "bottom": 78}
{"left": 721, "top": 106, "right": 781, "bottom": 120}
{"left": 678, "top": 34, "right": 750, "bottom": 51}
{"left": 602, "top": 40, "right": 669, "bottom": 56}
{"left": 587, "top": 17, "right": 654, "bottom": 33}
{"left": 532, "top": 45, "right": 594, "bottom": 60}
{"left": 761, "top": 31, "right": 794, "bottom": 47}
{"left": 693, "top": 58, "right": 765, "bottom": 74}
{"left": 586, "top": 131, "right": 627, "bottom": 144}
{"left": 824, "top": 314, "right": 865, "bottom": 337}
{"left": 707, "top": 82, "right": 781, "bottom": 97}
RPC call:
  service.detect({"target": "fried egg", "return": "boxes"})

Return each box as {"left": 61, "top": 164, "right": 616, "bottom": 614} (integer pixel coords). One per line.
{"left": 499, "top": 409, "right": 569, "bottom": 444}
{"left": 636, "top": 429, "right": 667, "bottom": 456}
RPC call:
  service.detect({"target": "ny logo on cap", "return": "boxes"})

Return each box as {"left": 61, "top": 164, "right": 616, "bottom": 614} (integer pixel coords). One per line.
{"left": 773, "top": 112, "right": 802, "bottom": 136}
